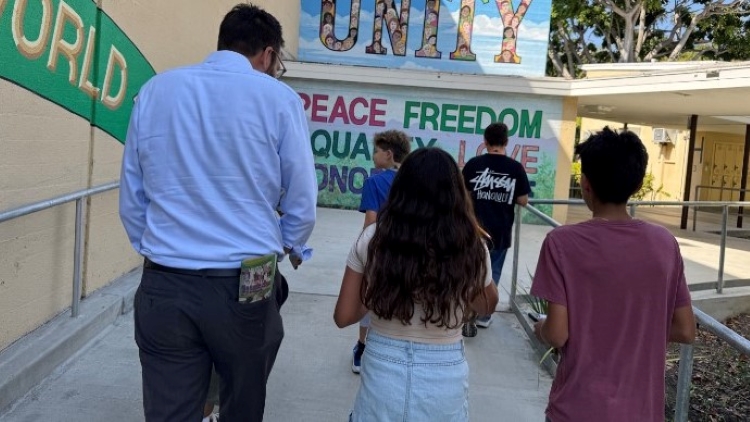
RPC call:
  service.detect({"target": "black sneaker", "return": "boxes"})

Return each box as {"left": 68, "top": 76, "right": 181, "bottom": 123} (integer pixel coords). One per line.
{"left": 352, "top": 341, "right": 365, "bottom": 374}
{"left": 462, "top": 321, "right": 478, "bottom": 337}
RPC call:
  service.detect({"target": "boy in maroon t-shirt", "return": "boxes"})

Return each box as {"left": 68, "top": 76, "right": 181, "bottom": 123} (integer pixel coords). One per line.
{"left": 531, "top": 127, "right": 696, "bottom": 422}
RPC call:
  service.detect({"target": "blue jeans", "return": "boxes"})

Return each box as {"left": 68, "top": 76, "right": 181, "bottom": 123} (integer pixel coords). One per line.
{"left": 349, "top": 331, "right": 469, "bottom": 422}
{"left": 489, "top": 248, "right": 508, "bottom": 286}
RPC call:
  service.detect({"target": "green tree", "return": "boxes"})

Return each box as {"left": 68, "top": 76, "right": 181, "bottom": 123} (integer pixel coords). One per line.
{"left": 690, "top": 6, "right": 750, "bottom": 61}
{"left": 547, "top": 0, "right": 750, "bottom": 78}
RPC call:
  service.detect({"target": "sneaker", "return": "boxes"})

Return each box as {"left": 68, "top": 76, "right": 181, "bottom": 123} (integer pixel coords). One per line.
{"left": 476, "top": 315, "right": 493, "bottom": 328}
{"left": 202, "top": 412, "right": 219, "bottom": 422}
{"left": 462, "top": 321, "right": 478, "bottom": 337}
{"left": 352, "top": 341, "right": 365, "bottom": 374}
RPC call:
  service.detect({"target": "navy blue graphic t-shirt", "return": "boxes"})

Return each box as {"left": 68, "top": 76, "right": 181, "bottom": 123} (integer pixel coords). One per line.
{"left": 462, "top": 154, "right": 531, "bottom": 250}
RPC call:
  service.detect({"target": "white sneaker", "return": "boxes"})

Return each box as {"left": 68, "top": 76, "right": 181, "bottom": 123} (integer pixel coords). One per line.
{"left": 476, "top": 315, "right": 493, "bottom": 328}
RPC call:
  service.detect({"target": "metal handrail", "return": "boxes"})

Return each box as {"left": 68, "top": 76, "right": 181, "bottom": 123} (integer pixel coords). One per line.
{"left": 512, "top": 200, "right": 750, "bottom": 422}
{"left": 673, "top": 308, "right": 750, "bottom": 420}
{"left": 528, "top": 198, "right": 750, "bottom": 294}
{"left": 0, "top": 181, "right": 120, "bottom": 317}
{"left": 530, "top": 199, "right": 750, "bottom": 206}
{"left": 693, "top": 185, "right": 748, "bottom": 231}
{"left": 694, "top": 308, "right": 750, "bottom": 355}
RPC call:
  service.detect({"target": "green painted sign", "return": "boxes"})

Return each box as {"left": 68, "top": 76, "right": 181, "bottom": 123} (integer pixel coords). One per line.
{"left": 0, "top": 0, "right": 155, "bottom": 143}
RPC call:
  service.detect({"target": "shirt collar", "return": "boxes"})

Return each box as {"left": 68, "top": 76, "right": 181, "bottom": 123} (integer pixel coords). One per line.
{"left": 203, "top": 50, "right": 257, "bottom": 73}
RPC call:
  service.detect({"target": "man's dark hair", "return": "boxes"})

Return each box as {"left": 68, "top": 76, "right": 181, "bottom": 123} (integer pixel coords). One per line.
{"left": 576, "top": 126, "right": 648, "bottom": 204}
{"left": 218, "top": 4, "right": 284, "bottom": 56}
{"left": 374, "top": 130, "right": 411, "bottom": 163}
{"left": 483, "top": 123, "right": 509, "bottom": 147}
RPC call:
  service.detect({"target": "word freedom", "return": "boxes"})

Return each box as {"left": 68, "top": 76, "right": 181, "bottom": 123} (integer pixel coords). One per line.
{"left": 404, "top": 101, "right": 543, "bottom": 138}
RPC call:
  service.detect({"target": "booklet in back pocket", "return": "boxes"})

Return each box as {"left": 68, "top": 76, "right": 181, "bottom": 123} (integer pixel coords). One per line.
{"left": 239, "top": 254, "right": 277, "bottom": 303}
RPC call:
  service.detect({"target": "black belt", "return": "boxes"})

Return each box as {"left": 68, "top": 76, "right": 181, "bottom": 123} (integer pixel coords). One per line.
{"left": 143, "top": 258, "right": 241, "bottom": 278}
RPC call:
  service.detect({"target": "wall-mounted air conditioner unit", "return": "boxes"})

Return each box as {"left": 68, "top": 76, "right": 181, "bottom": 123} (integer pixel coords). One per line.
{"left": 652, "top": 128, "right": 674, "bottom": 144}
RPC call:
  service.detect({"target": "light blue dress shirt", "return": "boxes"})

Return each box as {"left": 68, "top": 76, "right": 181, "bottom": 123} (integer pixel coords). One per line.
{"left": 119, "top": 51, "right": 317, "bottom": 269}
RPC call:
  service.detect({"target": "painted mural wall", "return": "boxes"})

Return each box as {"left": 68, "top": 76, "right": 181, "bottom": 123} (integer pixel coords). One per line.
{"left": 0, "top": 0, "right": 300, "bottom": 351}
{"left": 299, "top": 0, "right": 552, "bottom": 77}
{"left": 289, "top": 79, "right": 564, "bottom": 218}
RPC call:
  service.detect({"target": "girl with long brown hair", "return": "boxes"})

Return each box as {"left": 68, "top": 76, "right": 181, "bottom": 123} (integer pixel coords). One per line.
{"left": 334, "top": 147, "right": 499, "bottom": 421}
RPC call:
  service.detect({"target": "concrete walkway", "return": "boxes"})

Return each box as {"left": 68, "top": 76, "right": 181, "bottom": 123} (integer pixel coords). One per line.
{"left": 0, "top": 296, "right": 551, "bottom": 422}
{"left": 0, "top": 208, "right": 553, "bottom": 422}
{"left": 2, "top": 206, "right": 748, "bottom": 421}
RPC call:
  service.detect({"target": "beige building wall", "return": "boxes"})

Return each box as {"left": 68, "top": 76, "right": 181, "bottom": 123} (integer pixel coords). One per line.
{"left": 0, "top": 81, "right": 90, "bottom": 351}
{"left": 551, "top": 97, "right": 578, "bottom": 222}
{"left": 0, "top": 0, "right": 299, "bottom": 351}
{"left": 103, "top": 0, "right": 301, "bottom": 73}
{"left": 580, "top": 118, "right": 690, "bottom": 202}
{"left": 84, "top": 129, "right": 137, "bottom": 294}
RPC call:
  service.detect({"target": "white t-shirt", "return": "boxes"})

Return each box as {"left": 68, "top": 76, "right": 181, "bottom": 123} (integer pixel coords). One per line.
{"left": 346, "top": 224, "right": 493, "bottom": 344}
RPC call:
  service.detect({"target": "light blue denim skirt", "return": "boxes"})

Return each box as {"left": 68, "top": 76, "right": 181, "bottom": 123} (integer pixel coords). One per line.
{"left": 349, "top": 330, "right": 469, "bottom": 422}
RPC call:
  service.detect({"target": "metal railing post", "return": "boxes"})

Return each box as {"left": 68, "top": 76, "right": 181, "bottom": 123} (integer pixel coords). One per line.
{"left": 692, "top": 186, "right": 699, "bottom": 232}
{"left": 0, "top": 181, "right": 118, "bottom": 316}
{"left": 510, "top": 205, "right": 523, "bottom": 304}
{"left": 717, "top": 205, "right": 728, "bottom": 294}
{"left": 674, "top": 343, "right": 695, "bottom": 422}
{"left": 739, "top": 187, "right": 747, "bottom": 229}
{"left": 71, "top": 198, "right": 84, "bottom": 317}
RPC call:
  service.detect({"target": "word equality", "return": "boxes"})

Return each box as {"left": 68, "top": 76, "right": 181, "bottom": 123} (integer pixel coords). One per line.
{"left": 311, "top": 129, "right": 437, "bottom": 160}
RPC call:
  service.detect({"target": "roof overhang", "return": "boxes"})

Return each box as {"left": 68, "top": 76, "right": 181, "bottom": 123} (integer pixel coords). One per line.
{"left": 572, "top": 63, "right": 750, "bottom": 134}
{"left": 286, "top": 61, "right": 750, "bottom": 135}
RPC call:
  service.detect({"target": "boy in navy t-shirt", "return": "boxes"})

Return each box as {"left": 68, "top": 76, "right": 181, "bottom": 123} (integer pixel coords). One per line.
{"left": 461, "top": 123, "right": 531, "bottom": 337}
{"left": 351, "top": 130, "right": 411, "bottom": 373}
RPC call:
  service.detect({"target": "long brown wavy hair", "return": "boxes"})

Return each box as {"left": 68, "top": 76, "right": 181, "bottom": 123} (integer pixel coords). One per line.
{"left": 361, "top": 147, "right": 488, "bottom": 329}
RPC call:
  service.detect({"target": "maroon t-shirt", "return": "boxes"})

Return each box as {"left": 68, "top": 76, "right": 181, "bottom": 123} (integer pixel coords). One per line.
{"left": 531, "top": 219, "right": 692, "bottom": 422}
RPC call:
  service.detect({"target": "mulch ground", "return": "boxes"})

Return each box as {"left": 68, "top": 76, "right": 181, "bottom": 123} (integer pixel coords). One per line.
{"left": 665, "top": 314, "right": 750, "bottom": 421}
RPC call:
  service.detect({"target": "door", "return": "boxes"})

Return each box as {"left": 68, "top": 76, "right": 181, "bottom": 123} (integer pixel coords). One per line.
{"left": 707, "top": 142, "right": 746, "bottom": 201}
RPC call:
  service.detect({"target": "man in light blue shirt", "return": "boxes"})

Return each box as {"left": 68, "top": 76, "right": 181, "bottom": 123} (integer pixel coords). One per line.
{"left": 119, "top": 5, "right": 316, "bottom": 422}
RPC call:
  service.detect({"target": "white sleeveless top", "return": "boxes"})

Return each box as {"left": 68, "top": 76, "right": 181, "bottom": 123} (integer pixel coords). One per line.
{"left": 346, "top": 225, "right": 492, "bottom": 344}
